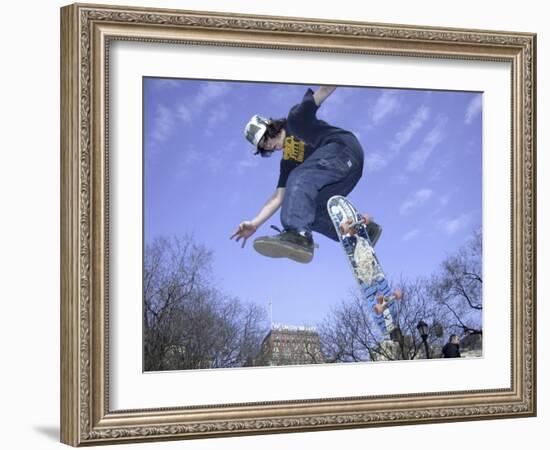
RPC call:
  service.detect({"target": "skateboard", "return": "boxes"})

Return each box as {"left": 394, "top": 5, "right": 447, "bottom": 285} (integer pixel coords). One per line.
{"left": 327, "top": 195, "right": 402, "bottom": 339}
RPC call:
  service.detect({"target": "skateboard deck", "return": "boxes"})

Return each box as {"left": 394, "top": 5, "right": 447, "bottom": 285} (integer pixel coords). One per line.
{"left": 327, "top": 195, "right": 401, "bottom": 338}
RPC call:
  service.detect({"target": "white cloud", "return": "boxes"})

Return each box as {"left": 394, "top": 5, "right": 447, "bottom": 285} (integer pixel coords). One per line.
{"left": 150, "top": 104, "right": 175, "bottom": 143}
{"left": 177, "top": 81, "right": 232, "bottom": 124}
{"left": 399, "top": 189, "right": 433, "bottom": 215}
{"left": 364, "top": 151, "right": 390, "bottom": 172}
{"left": 175, "top": 146, "right": 201, "bottom": 176}
{"left": 402, "top": 229, "right": 420, "bottom": 242}
{"left": 195, "top": 82, "right": 231, "bottom": 109}
{"left": 206, "top": 155, "right": 224, "bottom": 174}
{"left": 391, "top": 105, "right": 430, "bottom": 153}
{"left": 237, "top": 154, "right": 260, "bottom": 174}
{"left": 370, "top": 90, "right": 400, "bottom": 125}
{"left": 393, "top": 173, "right": 410, "bottom": 185}
{"left": 438, "top": 213, "right": 472, "bottom": 235}
{"left": 206, "top": 139, "right": 236, "bottom": 175}
{"left": 268, "top": 85, "right": 305, "bottom": 106}
{"left": 176, "top": 104, "right": 192, "bottom": 123}
{"left": 440, "top": 194, "right": 451, "bottom": 206}
{"left": 429, "top": 169, "right": 442, "bottom": 181}
{"left": 153, "top": 79, "right": 180, "bottom": 90}
{"left": 406, "top": 117, "right": 447, "bottom": 172}
{"left": 317, "top": 88, "right": 355, "bottom": 122}
{"left": 236, "top": 137, "right": 261, "bottom": 174}
{"left": 465, "top": 96, "right": 482, "bottom": 124}
{"left": 147, "top": 80, "right": 232, "bottom": 153}
{"left": 205, "top": 103, "right": 230, "bottom": 136}
{"left": 364, "top": 105, "right": 430, "bottom": 174}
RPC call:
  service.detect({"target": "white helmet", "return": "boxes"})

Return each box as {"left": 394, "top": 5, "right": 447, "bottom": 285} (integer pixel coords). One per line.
{"left": 244, "top": 114, "right": 270, "bottom": 149}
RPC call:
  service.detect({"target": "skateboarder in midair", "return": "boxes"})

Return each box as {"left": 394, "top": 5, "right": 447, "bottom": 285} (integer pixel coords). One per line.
{"left": 231, "top": 86, "right": 381, "bottom": 263}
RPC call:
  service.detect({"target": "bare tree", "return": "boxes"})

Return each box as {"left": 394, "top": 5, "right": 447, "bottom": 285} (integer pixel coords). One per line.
{"left": 143, "top": 236, "right": 208, "bottom": 371}
{"left": 318, "top": 229, "right": 483, "bottom": 362}
{"left": 143, "top": 236, "right": 268, "bottom": 371}
{"left": 395, "top": 277, "right": 450, "bottom": 358}
{"left": 318, "top": 278, "right": 450, "bottom": 362}
{"left": 429, "top": 228, "right": 483, "bottom": 336}
{"left": 318, "top": 293, "right": 378, "bottom": 363}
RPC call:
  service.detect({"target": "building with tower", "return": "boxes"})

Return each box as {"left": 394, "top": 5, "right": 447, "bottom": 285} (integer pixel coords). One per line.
{"left": 252, "top": 324, "right": 325, "bottom": 367}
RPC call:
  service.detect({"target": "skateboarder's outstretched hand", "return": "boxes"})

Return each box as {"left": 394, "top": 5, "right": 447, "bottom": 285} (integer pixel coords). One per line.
{"left": 230, "top": 221, "right": 258, "bottom": 248}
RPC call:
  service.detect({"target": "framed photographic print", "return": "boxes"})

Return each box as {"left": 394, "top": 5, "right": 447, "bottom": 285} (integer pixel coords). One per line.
{"left": 60, "top": 3, "right": 536, "bottom": 446}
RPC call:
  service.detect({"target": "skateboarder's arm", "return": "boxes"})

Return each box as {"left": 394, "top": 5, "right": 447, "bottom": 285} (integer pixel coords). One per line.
{"left": 313, "top": 86, "right": 337, "bottom": 107}
{"left": 287, "top": 87, "right": 335, "bottom": 129}
{"left": 251, "top": 188, "right": 285, "bottom": 229}
{"left": 231, "top": 189, "right": 285, "bottom": 247}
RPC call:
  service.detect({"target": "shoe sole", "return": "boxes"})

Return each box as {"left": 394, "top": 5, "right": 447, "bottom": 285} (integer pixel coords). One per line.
{"left": 367, "top": 222, "right": 383, "bottom": 247}
{"left": 253, "top": 239, "right": 313, "bottom": 264}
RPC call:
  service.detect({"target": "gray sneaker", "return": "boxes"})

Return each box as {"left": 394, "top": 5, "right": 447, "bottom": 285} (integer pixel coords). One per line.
{"left": 253, "top": 229, "right": 314, "bottom": 263}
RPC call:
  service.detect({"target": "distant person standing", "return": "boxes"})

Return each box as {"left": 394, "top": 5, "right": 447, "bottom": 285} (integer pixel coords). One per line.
{"left": 441, "top": 334, "right": 461, "bottom": 358}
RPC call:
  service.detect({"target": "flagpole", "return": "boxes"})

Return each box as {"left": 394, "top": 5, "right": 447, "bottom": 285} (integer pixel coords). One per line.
{"left": 269, "top": 299, "right": 273, "bottom": 330}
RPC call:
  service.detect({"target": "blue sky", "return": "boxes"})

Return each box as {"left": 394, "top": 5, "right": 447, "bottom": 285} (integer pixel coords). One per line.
{"left": 143, "top": 78, "right": 482, "bottom": 327}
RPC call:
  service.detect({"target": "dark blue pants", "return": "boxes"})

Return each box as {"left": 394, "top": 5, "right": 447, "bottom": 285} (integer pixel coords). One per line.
{"left": 281, "top": 140, "right": 364, "bottom": 242}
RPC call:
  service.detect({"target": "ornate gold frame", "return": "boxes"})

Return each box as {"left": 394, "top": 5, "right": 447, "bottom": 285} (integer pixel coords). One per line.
{"left": 60, "top": 3, "right": 536, "bottom": 446}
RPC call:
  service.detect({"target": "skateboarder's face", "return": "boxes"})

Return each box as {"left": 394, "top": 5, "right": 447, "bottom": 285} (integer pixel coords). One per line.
{"left": 259, "top": 129, "right": 286, "bottom": 152}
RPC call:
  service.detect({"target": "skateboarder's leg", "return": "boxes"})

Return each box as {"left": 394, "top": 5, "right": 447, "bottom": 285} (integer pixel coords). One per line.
{"left": 254, "top": 142, "right": 359, "bottom": 263}
{"left": 281, "top": 142, "right": 363, "bottom": 236}
{"left": 311, "top": 174, "right": 362, "bottom": 242}
{"left": 311, "top": 206, "right": 339, "bottom": 241}
{"left": 362, "top": 278, "right": 393, "bottom": 335}
{"left": 313, "top": 208, "right": 385, "bottom": 245}
{"left": 308, "top": 144, "right": 384, "bottom": 245}
{"left": 386, "top": 295, "right": 400, "bottom": 323}
{"left": 254, "top": 142, "right": 363, "bottom": 263}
